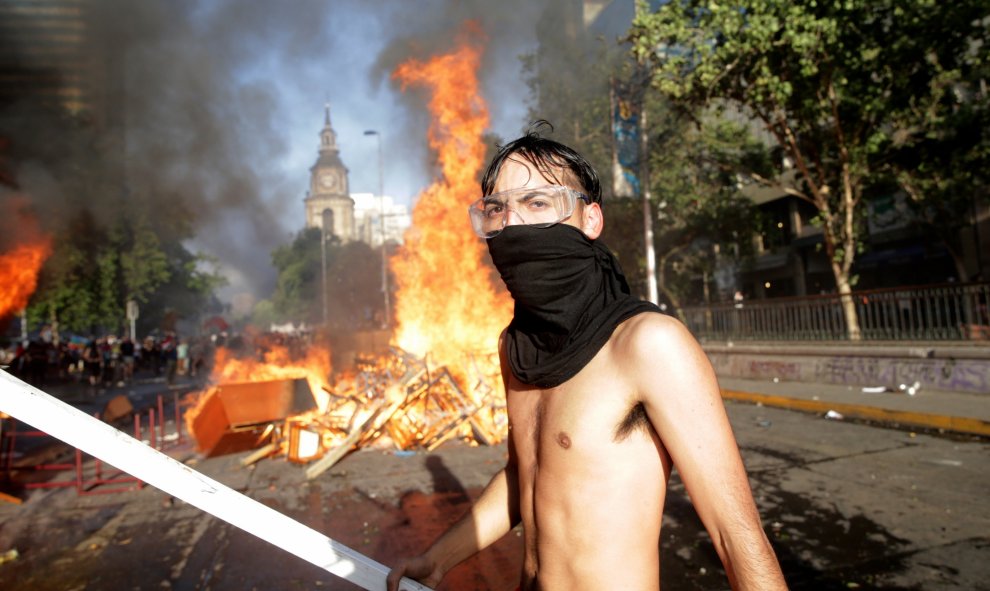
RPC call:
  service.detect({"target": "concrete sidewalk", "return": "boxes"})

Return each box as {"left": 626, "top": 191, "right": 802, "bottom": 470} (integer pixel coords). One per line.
{"left": 719, "top": 376, "right": 990, "bottom": 437}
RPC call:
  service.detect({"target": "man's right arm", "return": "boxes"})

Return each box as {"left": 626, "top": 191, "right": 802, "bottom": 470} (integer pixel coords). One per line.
{"left": 386, "top": 331, "right": 520, "bottom": 591}
{"left": 386, "top": 456, "right": 520, "bottom": 590}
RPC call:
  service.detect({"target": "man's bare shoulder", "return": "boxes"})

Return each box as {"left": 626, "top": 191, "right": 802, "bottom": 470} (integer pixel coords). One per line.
{"left": 611, "top": 312, "right": 715, "bottom": 393}
{"left": 612, "top": 311, "right": 698, "bottom": 358}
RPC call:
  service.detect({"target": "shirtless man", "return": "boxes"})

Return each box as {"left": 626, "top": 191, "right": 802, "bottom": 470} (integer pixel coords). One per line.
{"left": 387, "top": 124, "right": 787, "bottom": 591}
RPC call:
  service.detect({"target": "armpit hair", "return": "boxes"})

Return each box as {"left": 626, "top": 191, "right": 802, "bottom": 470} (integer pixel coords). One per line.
{"left": 613, "top": 401, "right": 652, "bottom": 442}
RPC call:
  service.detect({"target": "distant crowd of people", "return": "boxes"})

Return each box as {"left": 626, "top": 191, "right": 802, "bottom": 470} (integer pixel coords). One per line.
{"left": 1, "top": 324, "right": 331, "bottom": 398}
{"left": 1, "top": 326, "right": 215, "bottom": 392}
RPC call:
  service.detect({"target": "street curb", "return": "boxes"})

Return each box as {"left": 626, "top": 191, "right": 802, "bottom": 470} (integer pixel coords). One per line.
{"left": 721, "top": 389, "right": 990, "bottom": 437}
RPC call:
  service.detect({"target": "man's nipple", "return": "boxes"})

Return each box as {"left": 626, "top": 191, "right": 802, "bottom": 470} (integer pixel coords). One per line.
{"left": 556, "top": 431, "right": 571, "bottom": 449}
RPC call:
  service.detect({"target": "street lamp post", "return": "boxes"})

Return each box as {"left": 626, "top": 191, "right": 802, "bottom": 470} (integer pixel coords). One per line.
{"left": 363, "top": 129, "right": 390, "bottom": 329}
{"left": 320, "top": 212, "right": 330, "bottom": 327}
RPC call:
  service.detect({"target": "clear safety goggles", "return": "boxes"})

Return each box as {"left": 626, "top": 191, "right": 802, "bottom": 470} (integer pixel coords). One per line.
{"left": 468, "top": 185, "right": 591, "bottom": 238}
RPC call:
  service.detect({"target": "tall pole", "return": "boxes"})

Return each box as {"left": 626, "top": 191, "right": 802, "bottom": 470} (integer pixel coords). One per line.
{"left": 321, "top": 225, "right": 328, "bottom": 326}
{"left": 636, "top": 2, "right": 659, "bottom": 306}
{"left": 640, "top": 103, "right": 658, "bottom": 305}
{"left": 364, "top": 130, "right": 390, "bottom": 329}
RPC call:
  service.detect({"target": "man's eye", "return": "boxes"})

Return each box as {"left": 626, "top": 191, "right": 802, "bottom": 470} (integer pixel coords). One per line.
{"left": 484, "top": 203, "right": 505, "bottom": 218}
{"left": 525, "top": 199, "right": 550, "bottom": 210}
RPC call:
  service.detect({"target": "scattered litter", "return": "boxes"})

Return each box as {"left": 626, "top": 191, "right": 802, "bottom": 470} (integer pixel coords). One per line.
{"left": 923, "top": 459, "right": 962, "bottom": 467}
{"left": 393, "top": 450, "right": 417, "bottom": 458}
{"left": 825, "top": 410, "right": 844, "bottom": 420}
{"left": 756, "top": 419, "right": 772, "bottom": 428}
{"left": 898, "top": 381, "right": 922, "bottom": 396}
{"left": 861, "top": 386, "right": 890, "bottom": 394}
{"left": 0, "top": 549, "right": 18, "bottom": 565}
{"left": 772, "top": 377, "right": 779, "bottom": 383}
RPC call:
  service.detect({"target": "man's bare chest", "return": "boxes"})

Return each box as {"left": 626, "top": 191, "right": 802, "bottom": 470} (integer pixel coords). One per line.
{"left": 506, "top": 370, "right": 655, "bottom": 465}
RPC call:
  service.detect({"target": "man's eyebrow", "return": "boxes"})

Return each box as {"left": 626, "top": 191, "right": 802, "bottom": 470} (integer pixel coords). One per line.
{"left": 515, "top": 189, "right": 550, "bottom": 203}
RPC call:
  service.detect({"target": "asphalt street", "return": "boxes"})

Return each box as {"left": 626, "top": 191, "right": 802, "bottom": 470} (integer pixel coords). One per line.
{"left": 1, "top": 391, "right": 987, "bottom": 590}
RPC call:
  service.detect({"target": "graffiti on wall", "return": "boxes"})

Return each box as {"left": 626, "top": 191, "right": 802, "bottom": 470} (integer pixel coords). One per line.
{"left": 707, "top": 350, "right": 990, "bottom": 394}
{"left": 747, "top": 360, "right": 802, "bottom": 381}
{"left": 814, "top": 357, "right": 988, "bottom": 393}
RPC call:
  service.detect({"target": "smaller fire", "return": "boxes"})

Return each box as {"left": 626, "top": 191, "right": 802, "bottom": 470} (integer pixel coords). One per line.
{"left": 0, "top": 199, "right": 52, "bottom": 319}
{"left": 183, "top": 343, "right": 334, "bottom": 446}
{"left": 207, "top": 345, "right": 333, "bottom": 411}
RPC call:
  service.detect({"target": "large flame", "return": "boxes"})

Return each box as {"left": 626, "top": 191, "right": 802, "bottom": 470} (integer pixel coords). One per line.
{"left": 0, "top": 200, "right": 52, "bottom": 319}
{"left": 390, "top": 23, "right": 512, "bottom": 367}
{"left": 182, "top": 25, "right": 515, "bottom": 458}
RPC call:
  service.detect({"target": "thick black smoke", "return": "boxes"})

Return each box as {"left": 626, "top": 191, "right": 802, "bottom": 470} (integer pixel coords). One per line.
{"left": 0, "top": 0, "right": 598, "bottom": 298}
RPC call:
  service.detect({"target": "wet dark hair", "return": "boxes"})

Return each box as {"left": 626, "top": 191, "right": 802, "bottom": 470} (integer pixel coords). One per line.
{"left": 480, "top": 120, "right": 602, "bottom": 204}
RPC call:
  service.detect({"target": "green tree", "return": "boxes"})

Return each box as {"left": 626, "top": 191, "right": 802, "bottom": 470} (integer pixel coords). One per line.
{"left": 28, "top": 209, "right": 223, "bottom": 336}
{"left": 630, "top": 0, "right": 989, "bottom": 339}
{"left": 522, "top": 9, "right": 762, "bottom": 309}
{"left": 889, "top": 55, "right": 989, "bottom": 282}
{"left": 270, "top": 228, "right": 385, "bottom": 331}
{"left": 649, "top": 113, "right": 764, "bottom": 310}
{"left": 271, "top": 228, "right": 324, "bottom": 324}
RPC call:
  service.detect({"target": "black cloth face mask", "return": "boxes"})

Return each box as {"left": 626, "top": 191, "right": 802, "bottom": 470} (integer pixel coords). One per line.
{"left": 487, "top": 223, "right": 660, "bottom": 388}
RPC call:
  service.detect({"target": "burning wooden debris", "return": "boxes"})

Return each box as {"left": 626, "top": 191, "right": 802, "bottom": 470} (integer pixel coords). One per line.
{"left": 185, "top": 347, "right": 506, "bottom": 479}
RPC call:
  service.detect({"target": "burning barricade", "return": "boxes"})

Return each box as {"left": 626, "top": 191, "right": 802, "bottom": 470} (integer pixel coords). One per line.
{"left": 183, "top": 344, "right": 506, "bottom": 479}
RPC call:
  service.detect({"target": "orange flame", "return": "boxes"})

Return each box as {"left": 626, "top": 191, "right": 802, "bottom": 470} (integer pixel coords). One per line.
{"left": 0, "top": 200, "right": 52, "bottom": 319}
{"left": 390, "top": 23, "right": 512, "bottom": 367}
{"left": 182, "top": 342, "right": 335, "bottom": 450}
{"left": 207, "top": 345, "right": 333, "bottom": 411}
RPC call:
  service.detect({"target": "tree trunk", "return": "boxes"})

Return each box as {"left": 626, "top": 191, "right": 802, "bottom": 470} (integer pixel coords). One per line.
{"left": 834, "top": 275, "right": 861, "bottom": 341}
{"left": 657, "top": 250, "right": 683, "bottom": 320}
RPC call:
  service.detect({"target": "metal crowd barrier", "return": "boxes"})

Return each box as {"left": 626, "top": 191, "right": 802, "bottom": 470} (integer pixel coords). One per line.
{"left": 1, "top": 392, "right": 184, "bottom": 496}
{"left": 682, "top": 282, "right": 990, "bottom": 341}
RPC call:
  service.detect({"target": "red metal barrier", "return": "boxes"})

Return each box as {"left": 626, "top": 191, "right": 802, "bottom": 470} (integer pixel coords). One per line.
{"left": 2, "top": 391, "right": 187, "bottom": 496}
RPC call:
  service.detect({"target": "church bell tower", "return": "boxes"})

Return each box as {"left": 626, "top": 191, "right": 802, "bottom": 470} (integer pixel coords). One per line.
{"left": 304, "top": 104, "right": 355, "bottom": 240}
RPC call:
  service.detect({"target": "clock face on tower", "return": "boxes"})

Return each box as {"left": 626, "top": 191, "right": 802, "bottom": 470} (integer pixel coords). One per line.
{"left": 320, "top": 172, "right": 337, "bottom": 191}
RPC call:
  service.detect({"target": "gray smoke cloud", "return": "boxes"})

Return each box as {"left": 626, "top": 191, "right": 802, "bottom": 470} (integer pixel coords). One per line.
{"left": 0, "top": 0, "right": 590, "bottom": 299}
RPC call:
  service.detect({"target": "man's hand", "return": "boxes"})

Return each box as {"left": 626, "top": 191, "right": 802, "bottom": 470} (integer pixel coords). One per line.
{"left": 382, "top": 461, "right": 519, "bottom": 590}
{"left": 386, "top": 554, "right": 442, "bottom": 591}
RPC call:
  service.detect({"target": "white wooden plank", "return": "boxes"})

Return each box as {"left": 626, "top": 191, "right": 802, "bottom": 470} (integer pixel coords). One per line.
{"left": 0, "top": 369, "right": 430, "bottom": 591}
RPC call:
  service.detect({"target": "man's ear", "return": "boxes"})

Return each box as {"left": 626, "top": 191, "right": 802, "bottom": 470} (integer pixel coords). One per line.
{"left": 581, "top": 202, "right": 604, "bottom": 239}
